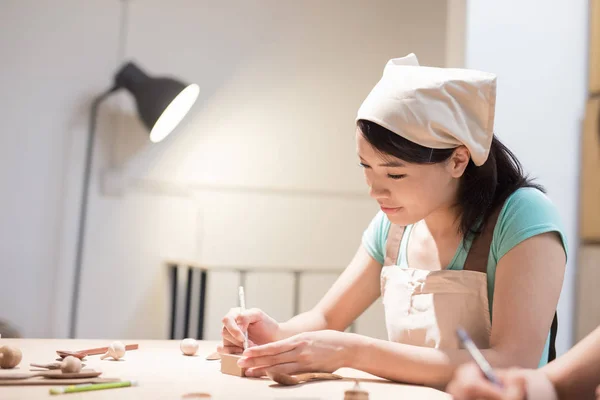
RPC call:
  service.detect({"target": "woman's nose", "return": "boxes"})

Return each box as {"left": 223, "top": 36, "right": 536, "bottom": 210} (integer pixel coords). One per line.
{"left": 369, "top": 180, "right": 389, "bottom": 200}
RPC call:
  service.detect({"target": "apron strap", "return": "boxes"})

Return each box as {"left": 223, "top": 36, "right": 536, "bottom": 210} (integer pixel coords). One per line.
{"left": 463, "top": 207, "right": 503, "bottom": 274}
{"left": 384, "top": 224, "right": 405, "bottom": 266}
{"left": 548, "top": 313, "right": 558, "bottom": 362}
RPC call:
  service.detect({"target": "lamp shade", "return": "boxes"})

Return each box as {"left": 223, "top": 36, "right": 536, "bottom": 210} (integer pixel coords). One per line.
{"left": 114, "top": 62, "right": 199, "bottom": 142}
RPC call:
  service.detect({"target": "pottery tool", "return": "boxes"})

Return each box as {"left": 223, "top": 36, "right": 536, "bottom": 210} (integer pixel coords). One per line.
{"left": 238, "top": 286, "right": 248, "bottom": 349}
{"left": 344, "top": 380, "right": 369, "bottom": 400}
{"left": 56, "top": 343, "right": 138, "bottom": 359}
{"left": 30, "top": 362, "right": 86, "bottom": 370}
{"left": 457, "top": 328, "right": 503, "bottom": 387}
{"left": 55, "top": 350, "right": 86, "bottom": 360}
{"left": 267, "top": 371, "right": 343, "bottom": 386}
{"left": 49, "top": 380, "right": 137, "bottom": 395}
{"left": 0, "top": 369, "right": 101, "bottom": 380}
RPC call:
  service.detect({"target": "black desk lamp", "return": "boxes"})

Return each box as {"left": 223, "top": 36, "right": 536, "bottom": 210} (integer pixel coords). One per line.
{"left": 69, "top": 62, "right": 199, "bottom": 338}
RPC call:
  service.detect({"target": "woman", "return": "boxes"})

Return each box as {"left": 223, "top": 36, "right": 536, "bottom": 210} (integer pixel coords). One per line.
{"left": 447, "top": 325, "right": 600, "bottom": 400}
{"left": 218, "top": 53, "right": 567, "bottom": 388}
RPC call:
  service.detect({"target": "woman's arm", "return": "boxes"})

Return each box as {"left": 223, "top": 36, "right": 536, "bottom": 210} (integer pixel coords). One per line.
{"left": 276, "top": 245, "right": 383, "bottom": 339}
{"left": 347, "top": 232, "right": 565, "bottom": 387}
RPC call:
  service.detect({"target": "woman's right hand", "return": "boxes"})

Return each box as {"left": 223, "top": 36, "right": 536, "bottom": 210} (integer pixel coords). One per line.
{"left": 447, "top": 363, "right": 527, "bottom": 400}
{"left": 447, "top": 363, "right": 559, "bottom": 400}
{"left": 218, "top": 307, "right": 281, "bottom": 355}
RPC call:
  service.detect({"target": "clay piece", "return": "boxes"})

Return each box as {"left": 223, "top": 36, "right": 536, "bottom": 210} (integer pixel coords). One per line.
{"left": 220, "top": 353, "right": 246, "bottom": 377}
{"left": 100, "top": 341, "right": 126, "bottom": 361}
{"left": 0, "top": 346, "right": 22, "bottom": 369}
{"left": 180, "top": 338, "right": 199, "bottom": 356}
{"left": 60, "top": 356, "right": 82, "bottom": 373}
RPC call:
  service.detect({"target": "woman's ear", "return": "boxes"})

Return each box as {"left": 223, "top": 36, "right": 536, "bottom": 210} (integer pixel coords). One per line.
{"left": 447, "top": 146, "right": 470, "bottom": 178}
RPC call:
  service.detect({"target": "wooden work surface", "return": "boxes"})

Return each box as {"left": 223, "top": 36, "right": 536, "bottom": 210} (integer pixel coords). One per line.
{"left": 1, "top": 339, "right": 451, "bottom": 399}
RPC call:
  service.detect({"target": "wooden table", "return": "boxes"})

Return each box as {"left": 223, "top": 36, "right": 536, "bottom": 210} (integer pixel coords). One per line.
{"left": 1, "top": 339, "right": 451, "bottom": 399}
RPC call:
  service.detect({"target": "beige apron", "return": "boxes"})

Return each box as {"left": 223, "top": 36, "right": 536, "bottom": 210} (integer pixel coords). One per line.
{"left": 380, "top": 209, "right": 501, "bottom": 350}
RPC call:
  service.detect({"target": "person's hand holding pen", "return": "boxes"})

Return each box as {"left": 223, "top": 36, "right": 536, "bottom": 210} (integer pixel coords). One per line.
{"left": 447, "top": 363, "right": 530, "bottom": 400}
{"left": 218, "top": 288, "right": 281, "bottom": 355}
{"left": 450, "top": 328, "right": 557, "bottom": 400}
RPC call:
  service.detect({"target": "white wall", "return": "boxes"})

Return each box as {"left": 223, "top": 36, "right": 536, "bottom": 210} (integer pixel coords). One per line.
{"left": 0, "top": 0, "right": 452, "bottom": 340}
{"left": 465, "top": 0, "right": 588, "bottom": 355}
{"left": 0, "top": 0, "right": 122, "bottom": 338}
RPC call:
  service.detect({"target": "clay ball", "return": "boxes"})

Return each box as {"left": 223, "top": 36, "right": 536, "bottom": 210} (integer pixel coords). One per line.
{"left": 0, "top": 345, "right": 22, "bottom": 369}
{"left": 180, "top": 338, "right": 199, "bottom": 356}
{"left": 60, "top": 356, "right": 82, "bottom": 373}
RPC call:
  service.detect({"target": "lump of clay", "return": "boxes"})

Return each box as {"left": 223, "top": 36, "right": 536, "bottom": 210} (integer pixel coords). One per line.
{"left": 0, "top": 345, "right": 22, "bottom": 369}
{"left": 100, "top": 341, "right": 126, "bottom": 361}
{"left": 180, "top": 338, "right": 199, "bottom": 356}
{"left": 60, "top": 356, "right": 82, "bottom": 373}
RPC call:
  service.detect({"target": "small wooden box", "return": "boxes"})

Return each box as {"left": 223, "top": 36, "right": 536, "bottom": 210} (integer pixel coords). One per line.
{"left": 220, "top": 353, "right": 246, "bottom": 377}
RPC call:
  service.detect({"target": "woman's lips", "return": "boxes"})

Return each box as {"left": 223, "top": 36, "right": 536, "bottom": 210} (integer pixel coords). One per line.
{"left": 380, "top": 206, "right": 401, "bottom": 214}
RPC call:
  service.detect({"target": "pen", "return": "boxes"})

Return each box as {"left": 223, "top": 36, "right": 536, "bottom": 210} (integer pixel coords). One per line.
{"left": 49, "top": 380, "right": 138, "bottom": 395}
{"left": 238, "top": 286, "right": 249, "bottom": 350}
{"left": 456, "top": 327, "right": 503, "bottom": 387}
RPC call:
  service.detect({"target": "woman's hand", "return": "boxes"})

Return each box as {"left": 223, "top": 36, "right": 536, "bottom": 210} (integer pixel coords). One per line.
{"left": 218, "top": 308, "right": 281, "bottom": 355}
{"left": 237, "top": 330, "right": 356, "bottom": 377}
{"left": 447, "top": 363, "right": 559, "bottom": 400}
{"left": 447, "top": 363, "right": 526, "bottom": 400}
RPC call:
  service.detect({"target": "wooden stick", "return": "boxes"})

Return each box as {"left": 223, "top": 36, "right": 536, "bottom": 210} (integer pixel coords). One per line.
{"left": 0, "top": 369, "right": 101, "bottom": 380}
{"left": 57, "top": 344, "right": 138, "bottom": 358}
{"left": 80, "top": 343, "right": 138, "bottom": 356}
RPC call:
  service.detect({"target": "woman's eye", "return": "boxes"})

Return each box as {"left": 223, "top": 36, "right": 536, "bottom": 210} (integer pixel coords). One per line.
{"left": 388, "top": 174, "right": 406, "bottom": 180}
{"left": 359, "top": 163, "right": 370, "bottom": 169}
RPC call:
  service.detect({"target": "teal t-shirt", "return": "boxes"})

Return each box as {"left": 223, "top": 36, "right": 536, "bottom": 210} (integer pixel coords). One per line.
{"left": 362, "top": 187, "right": 568, "bottom": 367}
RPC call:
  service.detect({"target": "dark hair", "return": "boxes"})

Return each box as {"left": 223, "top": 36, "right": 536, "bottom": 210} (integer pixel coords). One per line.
{"left": 357, "top": 119, "right": 545, "bottom": 238}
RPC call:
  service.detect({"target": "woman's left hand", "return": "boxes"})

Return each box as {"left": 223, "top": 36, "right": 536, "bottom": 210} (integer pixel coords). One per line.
{"left": 237, "top": 330, "right": 355, "bottom": 377}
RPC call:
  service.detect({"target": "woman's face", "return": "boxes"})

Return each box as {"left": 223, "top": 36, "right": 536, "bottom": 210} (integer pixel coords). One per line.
{"left": 356, "top": 128, "right": 467, "bottom": 226}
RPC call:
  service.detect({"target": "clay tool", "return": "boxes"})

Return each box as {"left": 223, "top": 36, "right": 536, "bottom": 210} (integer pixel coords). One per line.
{"left": 267, "top": 371, "right": 343, "bottom": 386}
{"left": 55, "top": 351, "right": 86, "bottom": 360}
{"left": 30, "top": 362, "right": 86, "bottom": 370}
{"left": 56, "top": 343, "right": 138, "bottom": 359}
{"left": 344, "top": 379, "right": 369, "bottom": 400}
{"left": 238, "top": 286, "right": 248, "bottom": 349}
{"left": 0, "top": 369, "right": 101, "bottom": 380}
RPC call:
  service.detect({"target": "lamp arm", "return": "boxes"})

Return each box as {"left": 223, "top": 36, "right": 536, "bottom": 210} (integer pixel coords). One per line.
{"left": 68, "top": 86, "right": 119, "bottom": 338}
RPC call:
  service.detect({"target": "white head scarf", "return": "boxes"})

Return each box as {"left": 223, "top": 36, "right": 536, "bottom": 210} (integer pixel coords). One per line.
{"left": 356, "top": 54, "right": 497, "bottom": 166}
